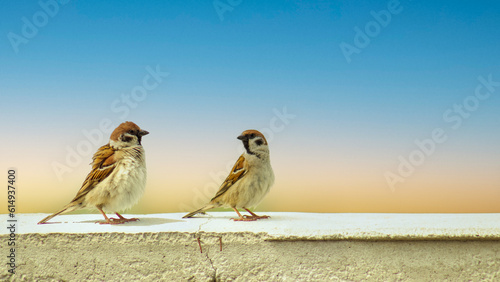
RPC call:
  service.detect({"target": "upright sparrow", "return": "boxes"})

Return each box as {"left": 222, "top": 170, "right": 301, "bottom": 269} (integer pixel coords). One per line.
{"left": 183, "top": 130, "right": 274, "bottom": 221}
{"left": 38, "top": 121, "right": 149, "bottom": 225}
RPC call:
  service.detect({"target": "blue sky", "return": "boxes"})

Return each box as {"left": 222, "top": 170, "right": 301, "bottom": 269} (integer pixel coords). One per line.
{"left": 1, "top": 1, "right": 499, "bottom": 213}
{"left": 2, "top": 1, "right": 499, "bottom": 123}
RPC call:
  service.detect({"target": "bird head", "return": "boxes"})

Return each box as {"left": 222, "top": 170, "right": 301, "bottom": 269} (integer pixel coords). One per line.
{"left": 237, "top": 129, "right": 269, "bottom": 157}
{"left": 110, "top": 121, "right": 149, "bottom": 148}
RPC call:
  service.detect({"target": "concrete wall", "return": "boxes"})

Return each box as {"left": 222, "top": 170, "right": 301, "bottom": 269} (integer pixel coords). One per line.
{"left": 2, "top": 213, "right": 500, "bottom": 281}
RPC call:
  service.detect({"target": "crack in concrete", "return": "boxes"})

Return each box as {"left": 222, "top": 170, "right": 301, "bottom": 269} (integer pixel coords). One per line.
{"left": 196, "top": 216, "right": 213, "bottom": 234}
{"left": 205, "top": 248, "right": 218, "bottom": 281}
{"left": 194, "top": 216, "right": 218, "bottom": 280}
{"left": 194, "top": 218, "right": 212, "bottom": 253}
{"left": 194, "top": 215, "right": 214, "bottom": 252}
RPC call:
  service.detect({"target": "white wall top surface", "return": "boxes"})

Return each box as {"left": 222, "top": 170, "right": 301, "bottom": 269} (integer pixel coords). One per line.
{"left": 3, "top": 212, "right": 500, "bottom": 240}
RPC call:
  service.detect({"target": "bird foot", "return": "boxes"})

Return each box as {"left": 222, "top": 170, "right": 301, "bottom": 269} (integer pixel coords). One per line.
{"left": 231, "top": 217, "right": 258, "bottom": 221}
{"left": 245, "top": 215, "right": 270, "bottom": 220}
{"left": 231, "top": 215, "right": 270, "bottom": 221}
{"left": 97, "top": 217, "right": 139, "bottom": 225}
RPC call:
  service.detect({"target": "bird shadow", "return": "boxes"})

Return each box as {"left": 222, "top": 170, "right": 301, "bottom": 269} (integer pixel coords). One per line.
{"left": 39, "top": 217, "right": 183, "bottom": 226}
{"left": 81, "top": 217, "right": 183, "bottom": 226}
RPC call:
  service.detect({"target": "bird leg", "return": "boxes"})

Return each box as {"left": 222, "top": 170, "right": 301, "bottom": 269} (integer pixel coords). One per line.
{"left": 230, "top": 207, "right": 258, "bottom": 221}
{"left": 96, "top": 208, "right": 113, "bottom": 224}
{"left": 243, "top": 208, "right": 270, "bottom": 220}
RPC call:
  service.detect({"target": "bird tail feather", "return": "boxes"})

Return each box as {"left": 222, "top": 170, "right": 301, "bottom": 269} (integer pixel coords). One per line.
{"left": 38, "top": 202, "right": 79, "bottom": 224}
{"left": 182, "top": 204, "right": 216, "bottom": 218}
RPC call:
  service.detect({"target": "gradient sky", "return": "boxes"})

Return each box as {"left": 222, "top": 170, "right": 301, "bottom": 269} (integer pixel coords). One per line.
{"left": 1, "top": 0, "right": 499, "bottom": 214}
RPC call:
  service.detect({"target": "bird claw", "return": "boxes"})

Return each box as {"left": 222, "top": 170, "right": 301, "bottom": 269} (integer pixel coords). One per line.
{"left": 231, "top": 217, "right": 258, "bottom": 221}
{"left": 231, "top": 215, "right": 270, "bottom": 221}
{"left": 245, "top": 214, "right": 270, "bottom": 220}
{"left": 96, "top": 217, "right": 139, "bottom": 225}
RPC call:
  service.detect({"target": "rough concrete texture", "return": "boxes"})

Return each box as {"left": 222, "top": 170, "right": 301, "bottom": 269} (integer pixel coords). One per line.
{"left": 1, "top": 213, "right": 500, "bottom": 281}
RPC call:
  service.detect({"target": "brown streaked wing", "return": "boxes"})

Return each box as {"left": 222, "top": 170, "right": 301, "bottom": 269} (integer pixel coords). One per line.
{"left": 71, "top": 144, "right": 117, "bottom": 202}
{"left": 210, "top": 154, "right": 247, "bottom": 201}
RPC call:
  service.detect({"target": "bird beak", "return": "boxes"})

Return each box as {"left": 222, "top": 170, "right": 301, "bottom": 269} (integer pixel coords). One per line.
{"left": 139, "top": 130, "right": 149, "bottom": 136}
{"left": 237, "top": 135, "right": 246, "bottom": 141}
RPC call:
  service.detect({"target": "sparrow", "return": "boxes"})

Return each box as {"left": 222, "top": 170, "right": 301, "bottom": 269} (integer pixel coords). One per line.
{"left": 38, "top": 121, "right": 149, "bottom": 225}
{"left": 183, "top": 130, "right": 275, "bottom": 221}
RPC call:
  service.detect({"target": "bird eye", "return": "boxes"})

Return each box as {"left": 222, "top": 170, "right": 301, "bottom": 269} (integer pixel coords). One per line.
{"left": 128, "top": 130, "right": 135, "bottom": 134}
{"left": 250, "top": 133, "right": 255, "bottom": 138}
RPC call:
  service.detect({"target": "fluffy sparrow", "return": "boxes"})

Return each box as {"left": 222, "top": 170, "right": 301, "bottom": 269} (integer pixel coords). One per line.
{"left": 38, "top": 121, "right": 149, "bottom": 225}
{"left": 183, "top": 130, "right": 275, "bottom": 221}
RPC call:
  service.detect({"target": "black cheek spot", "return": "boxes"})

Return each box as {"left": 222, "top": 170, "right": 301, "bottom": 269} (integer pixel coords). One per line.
{"left": 255, "top": 139, "right": 264, "bottom": 146}
{"left": 121, "top": 136, "right": 133, "bottom": 143}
